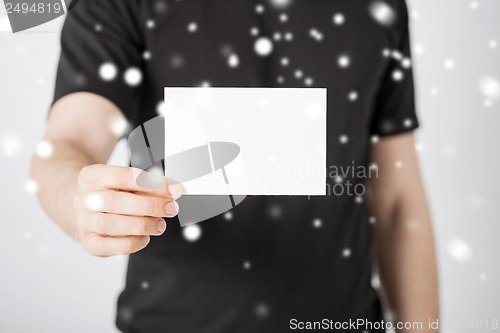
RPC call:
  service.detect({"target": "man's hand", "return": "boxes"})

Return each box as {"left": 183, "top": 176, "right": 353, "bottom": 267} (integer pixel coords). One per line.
{"left": 74, "top": 164, "right": 182, "bottom": 257}
{"left": 32, "top": 92, "right": 180, "bottom": 255}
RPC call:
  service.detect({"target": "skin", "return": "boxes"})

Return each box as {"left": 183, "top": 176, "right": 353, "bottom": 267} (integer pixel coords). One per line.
{"left": 31, "top": 92, "right": 439, "bottom": 330}
{"left": 31, "top": 92, "right": 182, "bottom": 257}
{"left": 367, "top": 133, "right": 439, "bottom": 332}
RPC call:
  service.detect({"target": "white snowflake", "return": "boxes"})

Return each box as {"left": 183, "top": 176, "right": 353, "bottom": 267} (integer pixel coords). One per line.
{"left": 413, "top": 43, "right": 425, "bottom": 55}
{"left": 187, "top": 22, "right": 198, "bottom": 33}
{"left": 338, "top": 55, "right": 350, "bottom": 68}
{"left": 478, "top": 76, "right": 500, "bottom": 100}
{"left": 156, "top": 101, "right": 166, "bottom": 115}
{"left": 255, "top": 303, "right": 270, "bottom": 317}
{"left": 143, "top": 51, "right": 152, "bottom": 60}
{"left": 0, "top": 135, "right": 21, "bottom": 156}
{"left": 269, "top": 205, "right": 283, "bottom": 219}
{"left": 369, "top": 1, "right": 397, "bottom": 26}
{"left": 36, "top": 140, "right": 53, "bottom": 159}
{"left": 269, "top": 0, "right": 292, "bottom": 9}
{"left": 146, "top": 19, "right": 155, "bottom": 29}
{"left": 415, "top": 142, "right": 425, "bottom": 152}
{"left": 309, "top": 28, "right": 323, "bottom": 42}
{"left": 371, "top": 274, "right": 381, "bottom": 289}
{"left": 227, "top": 53, "right": 240, "bottom": 68}
{"left": 332, "top": 13, "right": 345, "bottom": 25}
{"left": 224, "top": 211, "right": 233, "bottom": 221}
{"left": 85, "top": 193, "right": 104, "bottom": 211}
{"left": 401, "top": 58, "right": 411, "bottom": 69}
{"left": 183, "top": 224, "right": 202, "bottom": 242}
{"left": 124, "top": 67, "right": 143, "bottom": 86}
{"left": 25, "top": 180, "right": 38, "bottom": 194}
{"left": 443, "top": 58, "right": 456, "bottom": 70}
{"left": 99, "top": 63, "right": 117, "bottom": 81}
{"left": 154, "top": 1, "right": 167, "bottom": 13}
{"left": 254, "top": 37, "right": 273, "bottom": 56}
{"left": 391, "top": 50, "right": 403, "bottom": 61}
{"left": 170, "top": 54, "right": 185, "bottom": 69}
{"left": 447, "top": 238, "right": 473, "bottom": 262}
{"left": 403, "top": 118, "right": 413, "bottom": 128}
{"left": 392, "top": 69, "right": 404, "bottom": 81}
{"left": 109, "top": 116, "right": 129, "bottom": 137}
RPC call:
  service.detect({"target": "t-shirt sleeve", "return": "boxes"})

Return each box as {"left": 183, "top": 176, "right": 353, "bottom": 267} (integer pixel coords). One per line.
{"left": 370, "top": 0, "right": 419, "bottom": 137}
{"left": 52, "top": 0, "right": 144, "bottom": 125}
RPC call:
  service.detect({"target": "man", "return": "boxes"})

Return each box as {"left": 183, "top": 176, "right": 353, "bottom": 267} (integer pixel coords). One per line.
{"left": 32, "top": 0, "right": 439, "bottom": 332}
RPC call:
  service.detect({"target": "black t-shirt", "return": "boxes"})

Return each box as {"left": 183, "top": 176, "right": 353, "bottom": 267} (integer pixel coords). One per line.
{"left": 54, "top": 1, "right": 419, "bottom": 332}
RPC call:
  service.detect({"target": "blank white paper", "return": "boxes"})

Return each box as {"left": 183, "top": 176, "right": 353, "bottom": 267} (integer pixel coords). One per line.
{"left": 163, "top": 87, "right": 326, "bottom": 195}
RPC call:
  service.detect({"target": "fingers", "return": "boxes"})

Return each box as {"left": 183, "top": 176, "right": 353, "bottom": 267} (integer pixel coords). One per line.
{"left": 83, "top": 191, "right": 179, "bottom": 217}
{"left": 81, "top": 234, "right": 151, "bottom": 258}
{"left": 76, "top": 164, "right": 184, "bottom": 257}
{"left": 79, "top": 164, "right": 183, "bottom": 199}
{"left": 88, "top": 213, "right": 167, "bottom": 237}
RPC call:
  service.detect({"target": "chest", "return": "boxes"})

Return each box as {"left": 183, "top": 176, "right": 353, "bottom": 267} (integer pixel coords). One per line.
{"left": 142, "top": 0, "right": 390, "bottom": 91}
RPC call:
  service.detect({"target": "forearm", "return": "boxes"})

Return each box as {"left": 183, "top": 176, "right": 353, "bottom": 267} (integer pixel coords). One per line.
{"left": 372, "top": 197, "right": 439, "bottom": 332}
{"left": 31, "top": 139, "right": 96, "bottom": 241}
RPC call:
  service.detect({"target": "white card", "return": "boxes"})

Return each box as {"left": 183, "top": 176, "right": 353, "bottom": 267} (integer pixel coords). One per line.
{"left": 163, "top": 87, "right": 326, "bottom": 195}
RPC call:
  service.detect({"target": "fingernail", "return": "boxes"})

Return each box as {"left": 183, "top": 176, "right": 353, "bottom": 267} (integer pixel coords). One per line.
{"left": 157, "top": 219, "right": 167, "bottom": 233}
{"left": 165, "top": 201, "right": 179, "bottom": 216}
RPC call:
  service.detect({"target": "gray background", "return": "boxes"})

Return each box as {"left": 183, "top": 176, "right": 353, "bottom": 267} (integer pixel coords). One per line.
{"left": 0, "top": 0, "right": 499, "bottom": 332}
